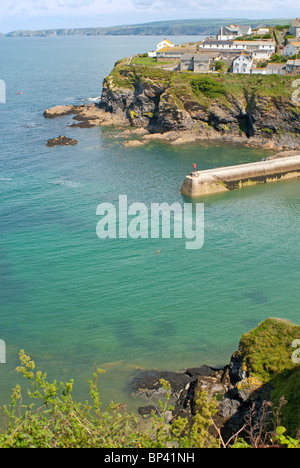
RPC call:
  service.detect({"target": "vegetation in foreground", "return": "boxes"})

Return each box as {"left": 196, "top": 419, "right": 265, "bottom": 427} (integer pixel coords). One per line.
{"left": 0, "top": 344, "right": 299, "bottom": 448}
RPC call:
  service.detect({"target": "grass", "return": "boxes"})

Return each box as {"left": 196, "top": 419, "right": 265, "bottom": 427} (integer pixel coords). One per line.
{"left": 107, "top": 59, "right": 296, "bottom": 105}
{"left": 238, "top": 318, "right": 300, "bottom": 437}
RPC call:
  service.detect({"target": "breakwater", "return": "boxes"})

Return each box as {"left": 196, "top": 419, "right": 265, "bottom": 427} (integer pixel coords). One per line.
{"left": 181, "top": 155, "right": 300, "bottom": 197}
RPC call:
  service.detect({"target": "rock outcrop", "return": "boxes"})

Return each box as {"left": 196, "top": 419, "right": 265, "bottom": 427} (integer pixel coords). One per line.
{"left": 96, "top": 60, "right": 300, "bottom": 150}
{"left": 46, "top": 135, "right": 78, "bottom": 147}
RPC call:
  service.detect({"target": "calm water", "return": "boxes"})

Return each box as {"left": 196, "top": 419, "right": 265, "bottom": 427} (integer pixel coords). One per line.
{"left": 0, "top": 36, "right": 299, "bottom": 410}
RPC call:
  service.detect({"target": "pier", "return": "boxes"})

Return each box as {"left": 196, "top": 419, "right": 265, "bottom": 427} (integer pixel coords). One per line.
{"left": 181, "top": 155, "right": 300, "bottom": 197}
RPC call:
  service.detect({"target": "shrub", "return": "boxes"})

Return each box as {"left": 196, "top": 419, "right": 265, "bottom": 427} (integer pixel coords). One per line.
{"left": 190, "top": 76, "right": 226, "bottom": 99}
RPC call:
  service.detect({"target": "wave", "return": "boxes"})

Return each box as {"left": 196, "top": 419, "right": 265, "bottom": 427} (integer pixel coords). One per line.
{"left": 50, "top": 179, "right": 80, "bottom": 188}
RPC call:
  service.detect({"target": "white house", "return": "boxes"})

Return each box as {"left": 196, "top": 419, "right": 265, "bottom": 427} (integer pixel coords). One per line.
{"left": 233, "top": 41, "right": 276, "bottom": 52}
{"left": 199, "top": 40, "right": 275, "bottom": 54}
{"left": 283, "top": 41, "right": 300, "bottom": 56}
{"left": 216, "top": 24, "right": 251, "bottom": 40}
{"left": 252, "top": 49, "right": 273, "bottom": 60}
{"left": 232, "top": 53, "right": 253, "bottom": 74}
{"left": 254, "top": 28, "right": 270, "bottom": 35}
{"left": 148, "top": 39, "right": 174, "bottom": 58}
{"left": 157, "top": 39, "right": 174, "bottom": 51}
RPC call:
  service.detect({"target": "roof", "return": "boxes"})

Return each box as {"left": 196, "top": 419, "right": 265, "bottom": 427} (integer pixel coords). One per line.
{"left": 266, "top": 63, "right": 286, "bottom": 69}
{"left": 157, "top": 46, "right": 196, "bottom": 55}
{"left": 193, "top": 53, "right": 211, "bottom": 62}
{"left": 180, "top": 53, "right": 195, "bottom": 61}
{"left": 202, "top": 40, "right": 234, "bottom": 45}
{"left": 180, "top": 53, "right": 211, "bottom": 62}
{"left": 233, "top": 40, "right": 275, "bottom": 45}
{"left": 286, "top": 59, "right": 300, "bottom": 66}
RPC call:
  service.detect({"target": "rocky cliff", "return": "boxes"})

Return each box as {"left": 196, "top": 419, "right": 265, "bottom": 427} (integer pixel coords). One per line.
{"left": 97, "top": 58, "right": 300, "bottom": 150}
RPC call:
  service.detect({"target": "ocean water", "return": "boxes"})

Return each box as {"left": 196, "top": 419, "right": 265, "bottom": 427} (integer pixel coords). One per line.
{"left": 0, "top": 36, "right": 299, "bottom": 411}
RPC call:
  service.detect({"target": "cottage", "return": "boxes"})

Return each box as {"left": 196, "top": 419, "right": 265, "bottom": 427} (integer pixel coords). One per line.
{"left": 200, "top": 40, "right": 237, "bottom": 50}
{"left": 283, "top": 41, "right": 300, "bottom": 56}
{"left": 216, "top": 24, "right": 251, "bottom": 40}
{"left": 232, "top": 53, "right": 253, "bottom": 74}
{"left": 157, "top": 39, "right": 175, "bottom": 51}
{"left": 286, "top": 59, "right": 300, "bottom": 74}
{"left": 148, "top": 39, "right": 174, "bottom": 57}
{"left": 252, "top": 49, "right": 273, "bottom": 60}
{"left": 156, "top": 46, "right": 197, "bottom": 62}
{"left": 180, "top": 53, "right": 212, "bottom": 73}
{"left": 265, "top": 63, "right": 286, "bottom": 75}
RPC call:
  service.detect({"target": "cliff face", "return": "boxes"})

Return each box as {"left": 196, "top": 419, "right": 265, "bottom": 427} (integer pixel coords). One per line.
{"left": 99, "top": 60, "right": 300, "bottom": 150}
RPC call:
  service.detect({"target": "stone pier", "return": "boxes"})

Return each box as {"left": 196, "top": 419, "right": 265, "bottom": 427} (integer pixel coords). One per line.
{"left": 181, "top": 155, "right": 300, "bottom": 197}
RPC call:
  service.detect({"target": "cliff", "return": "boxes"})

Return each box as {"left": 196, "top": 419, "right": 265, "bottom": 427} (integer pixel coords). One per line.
{"left": 97, "top": 58, "right": 300, "bottom": 150}
{"left": 131, "top": 318, "right": 300, "bottom": 443}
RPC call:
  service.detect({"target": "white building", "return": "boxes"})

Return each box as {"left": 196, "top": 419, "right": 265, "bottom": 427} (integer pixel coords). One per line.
{"left": 232, "top": 53, "right": 253, "bottom": 73}
{"left": 252, "top": 49, "right": 273, "bottom": 60}
{"left": 199, "top": 40, "right": 275, "bottom": 53}
{"left": 157, "top": 39, "right": 174, "bottom": 51}
{"left": 283, "top": 41, "right": 300, "bottom": 56}
{"left": 148, "top": 39, "right": 174, "bottom": 58}
{"left": 216, "top": 24, "right": 251, "bottom": 40}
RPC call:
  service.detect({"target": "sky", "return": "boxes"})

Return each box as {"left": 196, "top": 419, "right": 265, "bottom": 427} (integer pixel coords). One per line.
{"left": 0, "top": 0, "right": 299, "bottom": 33}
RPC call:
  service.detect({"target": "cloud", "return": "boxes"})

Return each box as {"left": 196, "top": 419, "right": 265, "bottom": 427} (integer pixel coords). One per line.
{"left": 0, "top": 0, "right": 299, "bottom": 33}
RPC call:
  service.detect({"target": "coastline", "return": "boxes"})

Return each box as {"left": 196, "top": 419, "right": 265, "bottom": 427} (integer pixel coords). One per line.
{"left": 44, "top": 102, "right": 300, "bottom": 153}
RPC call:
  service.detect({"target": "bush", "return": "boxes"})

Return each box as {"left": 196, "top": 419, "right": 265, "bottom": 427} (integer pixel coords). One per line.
{"left": 0, "top": 350, "right": 219, "bottom": 448}
{"left": 190, "top": 76, "right": 226, "bottom": 98}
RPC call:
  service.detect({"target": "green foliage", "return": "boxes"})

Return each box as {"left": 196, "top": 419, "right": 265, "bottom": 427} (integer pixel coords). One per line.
{"left": 0, "top": 349, "right": 298, "bottom": 447}
{"left": 190, "top": 76, "right": 226, "bottom": 98}
{"left": 274, "top": 426, "right": 300, "bottom": 448}
{"left": 0, "top": 351, "right": 220, "bottom": 448}
{"left": 238, "top": 318, "right": 300, "bottom": 438}
{"left": 239, "top": 318, "right": 300, "bottom": 381}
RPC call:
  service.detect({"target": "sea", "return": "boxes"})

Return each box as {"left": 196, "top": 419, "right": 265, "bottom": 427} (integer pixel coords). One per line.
{"left": 0, "top": 35, "right": 299, "bottom": 412}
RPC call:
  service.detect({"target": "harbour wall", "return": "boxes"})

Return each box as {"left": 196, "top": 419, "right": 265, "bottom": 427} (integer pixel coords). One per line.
{"left": 180, "top": 155, "right": 300, "bottom": 197}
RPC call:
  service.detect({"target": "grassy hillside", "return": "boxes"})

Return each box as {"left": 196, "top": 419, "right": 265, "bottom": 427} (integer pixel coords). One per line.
{"left": 5, "top": 18, "right": 292, "bottom": 37}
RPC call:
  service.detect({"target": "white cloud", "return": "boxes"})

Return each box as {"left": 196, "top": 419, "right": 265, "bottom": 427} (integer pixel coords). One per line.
{"left": 0, "top": 0, "right": 299, "bottom": 32}
{"left": 0, "top": 0, "right": 299, "bottom": 15}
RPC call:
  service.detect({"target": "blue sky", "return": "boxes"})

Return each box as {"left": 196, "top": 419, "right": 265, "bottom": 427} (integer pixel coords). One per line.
{"left": 0, "top": 0, "right": 298, "bottom": 33}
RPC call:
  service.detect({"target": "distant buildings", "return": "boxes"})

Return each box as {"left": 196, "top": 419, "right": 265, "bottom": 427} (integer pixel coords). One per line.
{"left": 290, "top": 19, "right": 300, "bottom": 39}
{"left": 199, "top": 40, "right": 275, "bottom": 54}
{"left": 147, "top": 19, "right": 300, "bottom": 76}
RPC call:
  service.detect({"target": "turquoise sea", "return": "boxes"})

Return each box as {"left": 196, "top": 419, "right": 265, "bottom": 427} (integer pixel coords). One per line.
{"left": 0, "top": 35, "right": 299, "bottom": 411}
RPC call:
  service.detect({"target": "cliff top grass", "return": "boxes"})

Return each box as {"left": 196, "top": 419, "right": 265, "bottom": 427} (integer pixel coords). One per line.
{"left": 106, "top": 59, "right": 297, "bottom": 107}
{"left": 239, "top": 317, "right": 300, "bottom": 382}
{"left": 238, "top": 318, "right": 300, "bottom": 437}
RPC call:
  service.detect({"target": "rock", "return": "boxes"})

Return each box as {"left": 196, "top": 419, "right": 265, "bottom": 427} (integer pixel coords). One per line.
{"left": 228, "top": 351, "right": 248, "bottom": 384}
{"left": 185, "top": 365, "right": 218, "bottom": 378}
{"left": 138, "top": 405, "right": 160, "bottom": 417}
{"left": 124, "top": 140, "right": 145, "bottom": 147}
{"left": 46, "top": 135, "right": 78, "bottom": 147}
{"left": 264, "top": 149, "right": 300, "bottom": 160}
{"left": 218, "top": 397, "right": 241, "bottom": 420}
{"left": 44, "top": 105, "right": 76, "bottom": 118}
{"left": 236, "top": 376, "right": 263, "bottom": 402}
